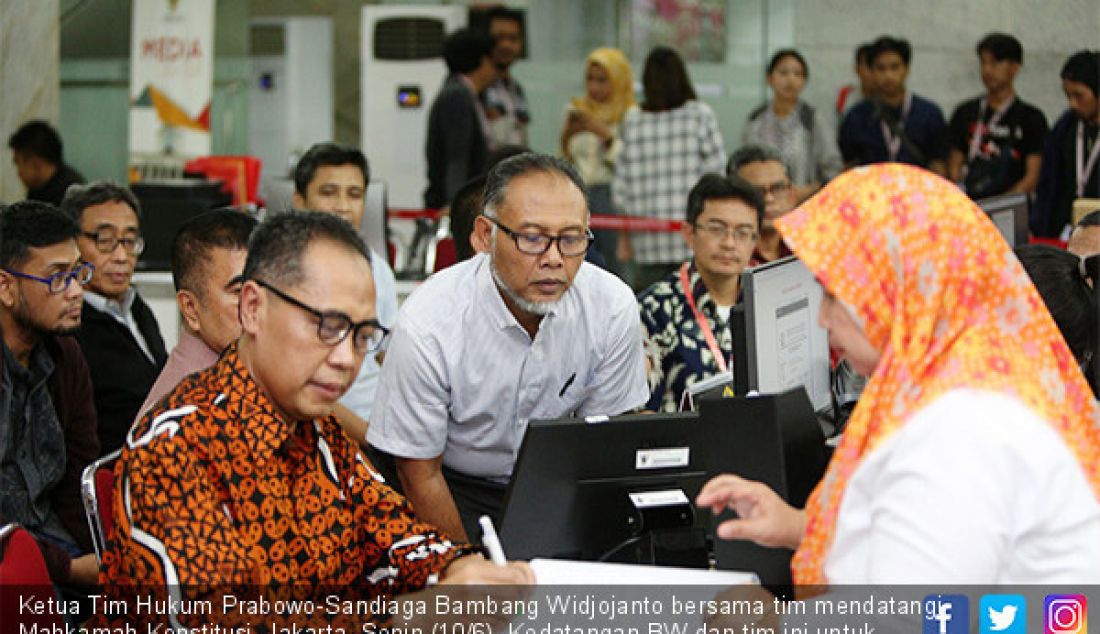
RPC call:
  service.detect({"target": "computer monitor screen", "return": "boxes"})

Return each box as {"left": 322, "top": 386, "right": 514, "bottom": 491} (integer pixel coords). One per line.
{"left": 734, "top": 256, "right": 832, "bottom": 413}
{"left": 132, "top": 179, "right": 233, "bottom": 270}
{"left": 499, "top": 413, "right": 711, "bottom": 566}
{"left": 978, "top": 192, "right": 1029, "bottom": 247}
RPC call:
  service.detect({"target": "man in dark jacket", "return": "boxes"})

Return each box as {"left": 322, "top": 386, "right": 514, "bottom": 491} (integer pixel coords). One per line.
{"left": 0, "top": 201, "right": 99, "bottom": 586}
{"left": 7, "top": 120, "right": 85, "bottom": 206}
{"left": 61, "top": 182, "right": 166, "bottom": 454}
{"left": 424, "top": 28, "right": 498, "bottom": 210}
{"left": 1033, "top": 50, "right": 1100, "bottom": 239}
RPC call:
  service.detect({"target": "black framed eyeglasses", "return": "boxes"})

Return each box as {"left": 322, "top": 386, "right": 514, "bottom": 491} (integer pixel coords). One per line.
{"left": 752, "top": 180, "right": 792, "bottom": 198}
{"left": 4, "top": 262, "right": 95, "bottom": 294}
{"left": 485, "top": 216, "right": 594, "bottom": 257}
{"left": 82, "top": 230, "right": 145, "bottom": 256}
{"left": 253, "top": 279, "right": 388, "bottom": 354}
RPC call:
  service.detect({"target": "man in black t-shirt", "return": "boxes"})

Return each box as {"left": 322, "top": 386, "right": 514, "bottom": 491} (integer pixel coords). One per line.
{"left": 948, "top": 34, "right": 1048, "bottom": 200}
{"left": 7, "top": 120, "right": 85, "bottom": 206}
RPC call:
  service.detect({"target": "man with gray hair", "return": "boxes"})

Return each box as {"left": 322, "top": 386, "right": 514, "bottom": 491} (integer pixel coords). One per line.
{"left": 61, "top": 181, "right": 167, "bottom": 454}
{"left": 728, "top": 145, "right": 798, "bottom": 264}
{"left": 369, "top": 153, "right": 648, "bottom": 540}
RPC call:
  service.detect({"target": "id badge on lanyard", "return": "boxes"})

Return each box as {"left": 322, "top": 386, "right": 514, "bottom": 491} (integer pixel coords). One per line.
{"left": 1077, "top": 121, "right": 1100, "bottom": 197}
{"left": 880, "top": 93, "right": 913, "bottom": 161}
{"left": 967, "top": 97, "right": 1015, "bottom": 161}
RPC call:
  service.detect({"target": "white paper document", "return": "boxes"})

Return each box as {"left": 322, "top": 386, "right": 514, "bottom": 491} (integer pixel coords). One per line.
{"left": 530, "top": 558, "right": 757, "bottom": 586}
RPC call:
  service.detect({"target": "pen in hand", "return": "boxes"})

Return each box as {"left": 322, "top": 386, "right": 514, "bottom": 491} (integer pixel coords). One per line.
{"left": 478, "top": 515, "right": 508, "bottom": 566}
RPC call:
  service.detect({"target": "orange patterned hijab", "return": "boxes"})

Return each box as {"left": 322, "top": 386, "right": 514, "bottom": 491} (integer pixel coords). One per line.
{"left": 777, "top": 164, "right": 1100, "bottom": 586}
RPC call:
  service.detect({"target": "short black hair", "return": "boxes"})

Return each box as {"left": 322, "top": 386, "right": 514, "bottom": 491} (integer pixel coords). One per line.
{"left": 483, "top": 152, "right": 587, "bottom": 219}
{"left": 726, "top": 145, "right": 792, "bottom": 180}
{"left": 1076, "top": 210, "right": 1100, "bottom": 228}
{"left": 7, "top": 120, "right": 63, "bottom": 165}
{"left": 294, "top": 143, "right": 369, "bottom": 196}
{"left": 768, "top": 49, "right": 808, "bottom": 79}
{"left": 869, "top": 36, "right": 911, "bottom": 67}
{"left": 171, "top": 209, "right": 257, "bottom": 294}
{"left": 642, "top": 46, "right": 697, "bottom": 112}
{"left": 243, "top": 211, "right": 370, "bottom": 289}
{"left": 685, "top": 173, "right": 764, "bottom": 231}
{"left": 1061, "top": 50, "right": 1100, "bottom": 98}
{"left": 450, "top": 175, "right": 487, "bottom": 262}
{"left": 484, "top": 5, "right": 523, "bottom": 32}
{"left": 60, "top": 181, "right": 142, "bottom": 225}
{"left": 0, "top": 201, "right": 80, "bottom": 269}
{"left": 443, "top": 28, "right": 495, "bottom": 75}
{"left": 1015, "top": 244, "right": 1096, "bottom": 368}
{"left": 855, "top": 43, "right": 874, "bottom": 66}
{"left": 977, "top": 33, "right": 1023, "bottom": 64}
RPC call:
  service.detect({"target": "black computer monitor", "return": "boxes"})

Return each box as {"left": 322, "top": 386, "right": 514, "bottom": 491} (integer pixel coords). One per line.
{"left": 731, "top": 256, "right": 832, "bottom": 414}
{"left": 978, "top": 192, "right": 1029, "bottom": 247}
{"left": 499, "top": 392, "right": 830, "bottom": 590}
{"left": 499, "top": 412, "right": 712, "bottom": 567}
{"left": 132, "top": 179, "right": 233, "bottom": 271}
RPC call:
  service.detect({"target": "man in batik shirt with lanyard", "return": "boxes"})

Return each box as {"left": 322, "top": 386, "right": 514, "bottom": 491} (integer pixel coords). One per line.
{"left": 638, "top": 174, "right": 763, "bottom": 412}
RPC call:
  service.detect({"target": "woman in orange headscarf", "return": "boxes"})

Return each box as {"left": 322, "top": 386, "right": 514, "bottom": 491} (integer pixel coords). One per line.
{"left": 560, "top": 47, "right": 636, "bottom": 270}
{"left": 698, "top": 163, "right": 1100, "bottom": 584}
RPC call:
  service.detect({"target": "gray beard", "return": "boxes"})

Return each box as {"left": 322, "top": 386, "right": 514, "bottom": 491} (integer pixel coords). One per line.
{"left": 489, "top": 258, "right": 558, "bottom": 317}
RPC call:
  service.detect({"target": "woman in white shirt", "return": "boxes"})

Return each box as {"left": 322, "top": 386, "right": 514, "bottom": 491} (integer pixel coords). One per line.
{"left": 560, "top": 47, "right": 636, "bottom": 274}
{"left": 698, "top": 164, "right": 1100, "bottom": 585}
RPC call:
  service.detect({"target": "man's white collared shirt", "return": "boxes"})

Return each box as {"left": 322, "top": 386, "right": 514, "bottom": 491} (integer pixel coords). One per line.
{"left": 369, "top": 254, "right": 648, "bottom": 483}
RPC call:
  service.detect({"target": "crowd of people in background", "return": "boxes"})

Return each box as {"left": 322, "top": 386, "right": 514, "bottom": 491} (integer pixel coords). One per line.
{"left": 1, "top": 12, "right": 1099, "bottom": 627}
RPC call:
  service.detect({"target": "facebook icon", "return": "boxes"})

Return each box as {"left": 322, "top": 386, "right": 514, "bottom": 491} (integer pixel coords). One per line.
{"left": 925, "top": 595, "right": 970, "bottom": 634}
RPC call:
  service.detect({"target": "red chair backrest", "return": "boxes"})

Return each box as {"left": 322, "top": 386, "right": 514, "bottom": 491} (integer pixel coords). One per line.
{"left": 0, "top": 525, "right": 65, "bottom": 633}
{"left": 433, "top": 237, "right": 457, "bottom": 272}
{"left": 95, "top": 466, "right": 115, "bottom": 544}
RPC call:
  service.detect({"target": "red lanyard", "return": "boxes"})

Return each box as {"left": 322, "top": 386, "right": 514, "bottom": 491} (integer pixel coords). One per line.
{"left": 679, "top": 262, "right": 728, "bottom": 374}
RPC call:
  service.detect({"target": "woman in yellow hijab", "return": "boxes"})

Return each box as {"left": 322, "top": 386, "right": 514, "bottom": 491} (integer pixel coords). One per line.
{"left": 698, "top": 164, "right": 1100, "bottom": 585}
{"left": 560, "top": 47, "right": 636, "bottom": 270}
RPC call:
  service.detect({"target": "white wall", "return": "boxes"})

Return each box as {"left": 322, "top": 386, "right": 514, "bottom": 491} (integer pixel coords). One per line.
{"left": 1, "top": 0, "right": 60, "bottom": 202}
{"left": 787, "top": 0, "right": 1100, "bottom": 131}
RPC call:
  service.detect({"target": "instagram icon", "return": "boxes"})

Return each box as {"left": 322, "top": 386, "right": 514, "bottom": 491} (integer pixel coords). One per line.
{"left": 1046, "top": 595, "right": 1088, "bottom": 634}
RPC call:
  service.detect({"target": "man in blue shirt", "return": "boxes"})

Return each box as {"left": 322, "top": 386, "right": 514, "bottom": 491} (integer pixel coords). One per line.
{"left": 838, "top": 36, "right": 948, "bottom": 176}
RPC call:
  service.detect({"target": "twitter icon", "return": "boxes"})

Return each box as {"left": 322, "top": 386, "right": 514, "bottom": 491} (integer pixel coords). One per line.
{"left": 982, "top": 595, "right": 1027, "bottom": 634}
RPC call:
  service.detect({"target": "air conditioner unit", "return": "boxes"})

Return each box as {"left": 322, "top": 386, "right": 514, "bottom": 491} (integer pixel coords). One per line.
{"left": 361, "top": 6, "right": 466, "bottom": 210}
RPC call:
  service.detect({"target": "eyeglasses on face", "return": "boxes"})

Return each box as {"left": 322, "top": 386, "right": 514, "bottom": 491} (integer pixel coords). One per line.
{"left": 485, "top": 216, "right": 594, "bottom": 257}
{"left": 4, "top": 261, "right": 95, "bottom": 294}
{"left": 252, "top": 279, "right": 388, "bottom": 354}
{"left": 82, "top": 230, "right": 145, "bottom": 256}
{"left": 693, "top": 222, "right": 759, "bottom": 244}
{"left": 752, "top": 181, "right": 792, "bottom": 198}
